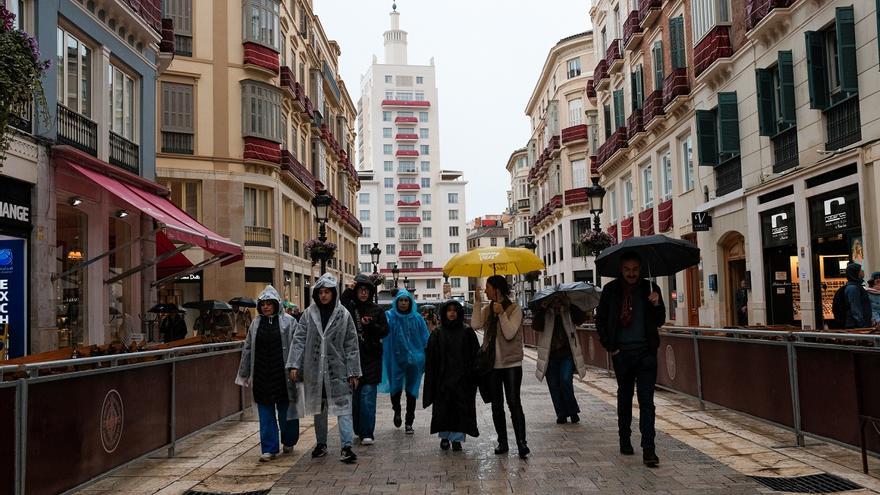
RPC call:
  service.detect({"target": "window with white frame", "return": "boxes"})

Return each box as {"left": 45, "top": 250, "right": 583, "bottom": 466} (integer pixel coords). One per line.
{"left": 661, "top": 151, "right": 673, "bottom": 201}
{"left": 448, "top": 209, "right": 459, "bottom": 220}
{"left": 383, "top": 144, "right": 392, "bottom": 154}
{"left": 448, "top": 192, "right": 458, "bottom": 204}
{"left": 421, "top": 193, "right": 431, "bottom": 204}
{"left": 681, "top": 135, "right": 694, "bottom": 191}
{"left": 451, "top": 278, "right": 461, "bottom": 288}
{"left": 386, "top": 244, "right": 396, "bottom": 254}
{"left": 385, "top": 211, "right": 394, "bottom": 221}
{"left": 57, "top": 27, "right": 93, "bottom": 117}
{"left": 415, "top": 91, "right": 425, "bottom": 101}
{"left": 423, "top": 227, "right": 432, "bottom": 237}
{"left": 421, "top": 161, "right": 430, "bottom": 172}
{"left": 449, "top": 226, "right": 459, "bottom": 236}
{"left": 691, "top": 0, "right": 730, "bottom": 44}
{"left": 567, "top": 58, "right": 581, "bottom": 78}
{"left": 383, "top": 127, "right": 392, "bottom": 138}
{"left": 420, "top": 145, "right": 429, "bottom": 155}
{"left": 384, "top": 161, "right": 393, "bottom": 171}
{"left": 609, "top": 187, "right": 618, "bottom": 223}
{"left": 244, "top": 187, "right": 270, "bottom": 227}
{"left": 416, "top": 76, "right": 424, "bottom": 84}
{"left": 384, "top": 193, "right": 394, "bottom": 205}
{"left": 362, "top": 227, "right": 371, "bottom": 237}
{"left": 571, "top": 159, "right": 587, "bottom": 188}
{"left": 396, "top": 91, "right": 413, "bottom": 101}
{"left": 424, "top": 244, "right": 433, "bottom": 254}
{"left": 641, "top": 165, "right": 654, "bottom": 208}
{"left": 360, "top": 193, "right": 370, "bottom": 204}
{"left": 419, "top": 128, "right": 429, "bottom": 139}
{"left": 419, "top": 111, "right": 428, "bottom": 122}
{"left": 449, "top": 243, "right": 460, "bottom": 254}
{"left": 360, "top": 244, "right": 371, "bottom": 255}
{"left": 241, "top": 81, "right": 283, "bottom": 142}
{"left": 623, "top": 175, "right": 634, "bottom": 217}
{"left": 360, "top": 209, "right": 370, "bottom": 221}
{"left": 384, "top": 75, "right": 392, "bottom": 83}
{"left": 568, "top": 98, "right": 583, "bottom": 126}
{"left": 382, "top": 111, "right": 391, "bottom": 121}
{"left": 384, "top": 178, "right": 393, "bottom": 188}
{"left": 385, "top": 227, "right": 395, "bottom": 237}
{"left": 423, "top": 210, "right": 432, "bottom": 220}
{"left": 421, "top": 177, "right": 430, "bottom": 187}
{"left": 243, "top": 0, "right": 280, "bottom": 51}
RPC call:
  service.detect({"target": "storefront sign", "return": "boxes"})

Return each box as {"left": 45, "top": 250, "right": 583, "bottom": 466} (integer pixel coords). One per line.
{"left": 0, "top": 177, "right": 32, "bottom": 231}
{"left": 761, "top": 204, "right": 796, "bottom": 248}
{"left": 0, "top": 237, "right": 27, "bottom": 358}
{"left": 809, "top": 186, "right": 861, "bottom": 237}
{"left": 692, "top": 212, "right": 712, "bottom": 231}
{"left": 178, "top": 273, "right": 201, "bottom": 282}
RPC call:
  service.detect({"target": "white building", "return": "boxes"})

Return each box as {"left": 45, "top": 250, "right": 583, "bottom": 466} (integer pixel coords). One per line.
{"left": 356, "top": 6, "right": 468, "bottom": 301}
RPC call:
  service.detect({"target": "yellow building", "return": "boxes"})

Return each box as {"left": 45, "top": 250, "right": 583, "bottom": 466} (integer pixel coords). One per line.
{"left": 156, "top": 0, "right": 360, "bottom": 312}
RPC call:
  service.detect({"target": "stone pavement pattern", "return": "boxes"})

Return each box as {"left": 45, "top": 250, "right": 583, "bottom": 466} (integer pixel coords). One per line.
{"left": 270, "top": 356, "right": 769, "bottom": 494}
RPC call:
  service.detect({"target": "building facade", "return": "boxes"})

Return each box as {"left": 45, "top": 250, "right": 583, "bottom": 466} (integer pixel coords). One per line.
{"left": 157, "top": 0, "right": 361, "bottom": 317}
{"left": 526, "top": 31, "right": 600, "bottom": 289}
{"left": 356, "top": 6, "right": 467, "bottom": 301}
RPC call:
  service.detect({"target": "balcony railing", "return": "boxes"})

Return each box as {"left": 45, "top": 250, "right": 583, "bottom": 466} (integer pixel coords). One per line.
{"left": 606, "top": 39, "right": 623, "bottom": 71}
{"left": 397, "top": 166, "right": 418, "bottom": 174}
{"left": 623, "top": 10, "right": 643, "bottom": 50}
{"left": 694, "top": 25, "right": 733, "bottom": 77}
{"left": 638, "top": 0, "right": 661, "bottom": 26}
{"left": 663, "top": 68, "right": 690, "bottom": 108}
{"left": 643, "top": 90, "right": 665, "bottom": 125}
{"left": 398, "top": 250, "right": 423, "bottom": 257}
{"left": 395, "top": 133, "right": 419, "bottom": 141}
{"left": 109, "top": 131, "right": 140, "bottom": 173}
{"left": 747, "top": 0, "right": 793, "bottom": 30}
{"left": 397, "top": 217, "right": 422, "bottom": 223}
{"left": 381, "top": 100, "right": 431, "bottom": 108}
{"left": 627, "top": 110, "right": 644, "bottom": 139}
{"left": 594, "top": 59, "right": 609, "bottom": 84}
{"left": 561, "top": 124, "right": 588, "bottom": 145}
{"left": 161, "top": 131, "right": 194, "bottom": 154}
{"left": 564, "top": 187, "right": 588, "bottom": 205}
{"left": 281, "top": 149, "right": 316, "bottom": 191}
{"left": 596, "top": 127, "right": 628, "bottom": 169}
{"left": 395, "top": 116, "right": 418, "bottom": 124}
{"left": 586, "top": 79, "right": 596, "bottom": 99}
{"left": 825, "top": 95, "right": 861, "bottom": 151}
{"left": 397, "top": 200, "right": 421, "bottom": 207}
{"left": 397, "top": 183, "right": 420, "bottom": 191}
{"left": 244, "top": 226, "right": 272, "bottom": 248}
{"left": 56, "top": 103, "right": 98, "bottom": 156}
{"left": 772, "top": 125, "right": 799, "bottom": 173}
{"left": 396, "top": 149, "right": 419, "bottom": 157}
{"left": 715, "top": 158, "right": 742, "bottom": 196}
{"left": 8, "top": 99, "right": 31, "bottom": 133}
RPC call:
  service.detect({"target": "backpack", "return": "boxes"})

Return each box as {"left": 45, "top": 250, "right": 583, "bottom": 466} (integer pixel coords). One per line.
{"left": 831, "top": 285, "right": 848, "bottom": 328}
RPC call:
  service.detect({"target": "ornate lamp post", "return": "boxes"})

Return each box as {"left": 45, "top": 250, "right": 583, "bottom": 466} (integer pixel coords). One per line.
{"left": 403, "top": 276, "right": 410, "bottom": 292}
{"left": 523, "top": 240, "right": 538, "bottom": 307}
{"left": 391, "top": 264, "right": 400, "bottom": 288}
{"left": 586, "top": 176, "right": 607, "bottom": 233}
{"left": 311, "top": 189, "right": 333, "bottom": 275}
{"left": 370, "top": 243, "right": 382, "bottom": 303}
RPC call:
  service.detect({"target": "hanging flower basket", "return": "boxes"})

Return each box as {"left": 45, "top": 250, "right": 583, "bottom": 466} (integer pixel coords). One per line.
{"left": 304, "top": 239, "right": 337, "bottom": 265}
{"left": 0, "top": 5, "right": 49, "bottom": 161}
{"left": 369, "top": 273, "right": 386, "bottom": 286}
{"left": 580, "top": 229, "right": 616, "bottom": 258}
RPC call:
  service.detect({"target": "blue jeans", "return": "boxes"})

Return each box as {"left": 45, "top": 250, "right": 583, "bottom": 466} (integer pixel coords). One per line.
{"left": 315, "top": 399, "right": 354, "bottom": 448}
{"left": 439, "top": 431, "right": 466, "bottom": 442}
{"left": 352, "top": 383, "right": 377, "bottom": 439}
{"left": 546, "top": 355, "right": 580, "bottom": 418}
{"left": 256, "top": 401, "right": 300, "bottom": 454}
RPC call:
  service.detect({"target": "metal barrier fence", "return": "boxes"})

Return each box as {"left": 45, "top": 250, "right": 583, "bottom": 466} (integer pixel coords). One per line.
{"left": 522, "top": 324, "right": 880, "bottom": 466}
{"left": 0, "top": 341, "right": 248, "bottom": 495}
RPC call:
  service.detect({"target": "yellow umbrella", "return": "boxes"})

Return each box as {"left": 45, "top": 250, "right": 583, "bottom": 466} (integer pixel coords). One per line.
{"left": 442, "top": 247, "right": 545, "bottom": 278}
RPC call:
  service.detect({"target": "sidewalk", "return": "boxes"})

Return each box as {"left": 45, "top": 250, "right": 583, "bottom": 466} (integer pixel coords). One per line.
{"left": 77, "top": 348, "right": 880, "bottom": 494}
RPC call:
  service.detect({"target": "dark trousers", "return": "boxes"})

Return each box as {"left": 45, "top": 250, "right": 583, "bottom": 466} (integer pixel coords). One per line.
{"left": 391, "top": 391, "right": 416, "bottom": 426}
{"left": 490, "top": 366, "right": 527, "bottom": 448}
{"left": 546, "top": 355, "right": 580, "bottom": 418}
{"left": 612, "top": 348, "right": 657, "bottom": 449}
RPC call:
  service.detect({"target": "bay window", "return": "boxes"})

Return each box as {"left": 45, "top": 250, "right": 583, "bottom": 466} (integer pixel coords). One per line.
{"left": 691, "top": 0, "right": 730, "bottom": 43}
{"left": 241, "top": 80, "right": 283, "bottom": 142}
{"left": 243, "top": 0, "right": 280, "bottom": 51}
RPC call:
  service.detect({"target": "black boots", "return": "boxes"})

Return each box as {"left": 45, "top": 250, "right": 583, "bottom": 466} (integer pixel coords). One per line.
{"left": 643, "top": 448, "right": 659, "bottom": 467}
{"left": 620, "top": 438, "right": 635, "bottom": 455}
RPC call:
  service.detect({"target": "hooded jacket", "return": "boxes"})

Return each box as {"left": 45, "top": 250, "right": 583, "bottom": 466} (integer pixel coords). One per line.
{"left": 288, "top": 273, "right": 362, "bottom": 417}
{"left": 533, "top": 304, "right": 588, "bottom": 382}
{"left": 423, "top": 300, "right": 480, "bottom": 437}
{"left": 844, "top": 262, "right": 872, "bottom": 328}
{"left": 235, "top": 285, "right": 301, "bottom": 418}
{"left": 379, "top": 288, "right": 430, "bottom": 397}
{"left": 343, "top": 274, "right": 390, "bottom": 384}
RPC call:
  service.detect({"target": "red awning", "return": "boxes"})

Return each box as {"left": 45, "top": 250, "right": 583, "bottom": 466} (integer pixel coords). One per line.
{"left": 67, "top": 163, "right": 240, "bottom": 258}
{"left": 156, "top": 232, "right": 196, "bottom": 279}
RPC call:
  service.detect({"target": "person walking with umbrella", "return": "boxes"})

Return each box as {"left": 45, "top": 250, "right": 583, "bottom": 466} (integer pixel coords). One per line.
{"left": 595, "top": 251, "right": 665, "bottom": 467}
{"left": 235, "top": 285, "right": 301, "bottom": 462}
{"left": 532, "top": 293, "right": 588, "bottom": 425}
{"left": 159, "top": 306, "right": 188, "bottom": 343}
{"left": 472, "top": 275, "right": 529, "bottom": 458}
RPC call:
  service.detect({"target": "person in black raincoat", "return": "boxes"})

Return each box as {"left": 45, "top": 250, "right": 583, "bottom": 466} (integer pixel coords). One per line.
{"left": 423, "top": 300, "right": 479, "bottom": 452}
{"left": 160, "top": 309, "right": 188, "bottom": 343}
{"left": 343, "top": 274, "right": 389, "bottom": 445}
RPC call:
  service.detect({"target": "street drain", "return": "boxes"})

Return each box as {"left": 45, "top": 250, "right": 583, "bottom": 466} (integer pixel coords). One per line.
{"left": 749, "top": 473, "right": 862, "bottom": 493}
{"left": 185, "top": 491, "right": 270, "bottom": 495}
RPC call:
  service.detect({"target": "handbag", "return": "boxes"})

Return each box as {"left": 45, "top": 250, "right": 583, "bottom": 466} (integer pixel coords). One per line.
{"left": 474, "top": 335, "right": 496, "bottom": 375}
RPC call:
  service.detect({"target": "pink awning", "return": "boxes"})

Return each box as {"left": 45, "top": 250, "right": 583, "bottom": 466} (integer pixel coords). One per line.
{"left": 66, "top": 162, "right": 241, "bottom": 258}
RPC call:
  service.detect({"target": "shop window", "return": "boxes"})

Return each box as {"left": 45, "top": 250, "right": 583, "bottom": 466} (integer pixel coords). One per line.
{"left": 56, "top": 204, "right": 88, "bottom": 348}
{"left": 107, "top": 218, "right": 134, "bottom": 344}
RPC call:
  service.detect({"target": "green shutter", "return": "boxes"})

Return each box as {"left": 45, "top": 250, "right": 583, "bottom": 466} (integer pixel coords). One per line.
{"left": 695, "top": 110, "right": 718, "bottom": 166}
{"left": 805, "top": 31, "right": 830, "bottom": 109}
{"left": 877, "top": 0, "right": 880, "bottom": 71}
{"left": 613, "top": 89, "right": 625, "bottom": 129}
{"left": 778, "top": 51, "right": 796, "bottom": 127}
{"left": 631, "top": 71, "right": 640, "bottom": 110}
{"left": 604, "top": 104, "right": 612, "bottom": 139}
{"left": 670, "top": 16, "right": 685, "bottom": 70}
{"left": 637, "top": 66, "right": 644, "bottom": 107}
{"left": 717, "top": 92, "right": 740, "bottom": 157}
{"left": 653, "top": 41, "right": 664, "bottom": 91}
{"left": 835, "top": 6, "right": 858, "bottom": 94}
{"left": 755, "top": 69, "right": 777, "bottom": 136}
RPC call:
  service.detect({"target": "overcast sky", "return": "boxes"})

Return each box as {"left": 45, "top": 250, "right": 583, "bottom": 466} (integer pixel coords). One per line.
{"left": 313, "top": 0, "right": 591, "bottom": 220}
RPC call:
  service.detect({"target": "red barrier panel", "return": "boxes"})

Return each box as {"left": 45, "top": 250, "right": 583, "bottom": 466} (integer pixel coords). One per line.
{"left": 657, "top": 334, "right": 699, "bottom": 397}
{"left": 25, "top": 365, "right": 172, "bottom": 495}
{"left": 521, "top": 323, "right": 538, "bottom": 347}
{"left": 699, "top": 339, "right": 794, "bottom": 428}
{"left": 175, "top": 352, "right": 244, "bottom": 438}
{"left": 578, "top": 329, "right": 609, "bottom": 370}
{"left": 0, "top": 386, "right": 15, "bottom": 495}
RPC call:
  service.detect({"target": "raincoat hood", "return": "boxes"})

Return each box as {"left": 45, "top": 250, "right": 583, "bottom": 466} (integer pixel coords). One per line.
{"left": 438, "top": 300, "right": 464, "bottom": 329}
{"left": 846, "top": 262, "right": 863, "bottom": 283}
{"left": 257, "top": 285, "right": 282, "bottom": 315}
{"left": 391, "top": 288, "right": 418, "bottom": 316}
{"left": 353, "top": 273, "right": 377, "bottom": 304}
{"left": 311, "top": 273, "right": 339, "bottom": 308}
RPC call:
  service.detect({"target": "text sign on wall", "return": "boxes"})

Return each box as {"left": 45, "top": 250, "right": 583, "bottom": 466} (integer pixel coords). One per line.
{"left": 0, "top": 237, "right": 27, "bottom": 358}
{"left": 692, "top": 212, "right": 712, "bottom": 231}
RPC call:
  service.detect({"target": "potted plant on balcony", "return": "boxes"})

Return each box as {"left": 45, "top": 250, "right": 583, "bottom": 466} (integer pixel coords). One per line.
{"left": 0, "top": 5, "right": 49, "bottom": 160}
{"left": 580, "top": 229, "right": 616, "bottom": 259}
{"left": 304, "top": 239, "right": 337, "bottom": 265}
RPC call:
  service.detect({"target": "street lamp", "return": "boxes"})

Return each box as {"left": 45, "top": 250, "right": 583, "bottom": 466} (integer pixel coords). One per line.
{"left": 391, "top": 264, "right": 400, "bottom": 288}
{"left": 311, "top": 189, "right": 333, "bottom": 274}
{"left": 586, "top": 175, "right": 607, "bottom": 232}
{"left": 370, "top": 243, "right": 382, "bottom": 303}
{"left": 523, "top": 240, "right": 538, "bottom": 308}
{"left": 403, "top": 276, "right": 409, "bottom": 291}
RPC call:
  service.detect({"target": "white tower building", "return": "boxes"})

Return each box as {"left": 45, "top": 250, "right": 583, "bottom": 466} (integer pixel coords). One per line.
{"left": 356, "top": 5, "right": 468, "bottom": 301}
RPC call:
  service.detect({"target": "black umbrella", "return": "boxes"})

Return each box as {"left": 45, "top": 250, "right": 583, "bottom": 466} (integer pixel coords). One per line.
{"left": 183, "top": 300, "right": 233, "bottom": 311}
{"left": 420, "top": 304, "right": 437, "bottom": 311}
{"left": 528, "top": 282, "right": 602, "bottom": 312}
{"left": 595, "top": 234, "right": 700, "bottom": 278}
{"left": 229, "top": 297, "right": 257, "bottom": 308}
{"left": 149, "top": 303, "right": 184, "bottom": 314}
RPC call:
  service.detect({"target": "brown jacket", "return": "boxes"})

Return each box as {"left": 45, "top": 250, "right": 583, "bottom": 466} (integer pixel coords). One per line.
{"left": 471, "top": 300, "right": 524, "bottom": 368}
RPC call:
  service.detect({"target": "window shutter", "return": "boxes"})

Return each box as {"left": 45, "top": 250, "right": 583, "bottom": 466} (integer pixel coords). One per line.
{"left": 161, "top": 83, "right": 194, "bottom": 133}
{"left": 835, "top": 6, "right": 858, "bottom": 94}
{"left": 613, "top": 90, "right": 625, "bottom": 129}
{"left": 653, "top": 42, "right": 665, "bottom": 91}
{"left": 670, "top": 16, "right": 685, "bottom": 69}
{"left": 755, "top": 68, "right": 777, "bottom": 136}
{"left": 778, "top": 50, "right": 796, "bottom": 127}
{"left": 717, "top": 92, "right": 740, "bottom": 157}
{"left": 695, "top": 109, "right": 718, "bottom": 166}
{"left": 630, "top": 71, "right": 639, "bottom": 110}
{"left": 603, "top": 104, "right": 612, "bottom": 139}
{"left": 804, "top": 31, "right": 830, "bottom": 109}
{"left": 638, "top": 66, "right": 644, "bottom": 105}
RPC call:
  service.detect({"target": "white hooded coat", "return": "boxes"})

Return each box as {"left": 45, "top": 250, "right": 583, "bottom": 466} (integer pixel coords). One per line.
{"left": 534, "top": 308, "right": 587, "bottom": 382}
{"left": 235, "top": 285, "right": 303, "bottom": 420}
{"left": 287, "top": 273, "right": 362, "bottom": 418}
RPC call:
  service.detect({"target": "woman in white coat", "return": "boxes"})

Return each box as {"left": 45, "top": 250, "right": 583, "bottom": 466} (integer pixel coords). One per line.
{"left": 533, "top": 295, "right": 587, "bottom": 424}
{"left": 235, "top": 285, "right": 301, "bottom": 461}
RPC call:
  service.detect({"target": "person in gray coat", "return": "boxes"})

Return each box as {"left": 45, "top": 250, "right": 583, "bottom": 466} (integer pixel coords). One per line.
{"left": 288, "top": 273, "right": 362, "bottom": 463}
{"left": 235, "top": 285, "right": 301, "bottom": 462}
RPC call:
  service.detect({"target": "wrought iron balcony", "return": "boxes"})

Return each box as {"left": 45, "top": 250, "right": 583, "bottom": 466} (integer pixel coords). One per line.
{"left": 161, "top": 131, "right": 194, "bottom": 154}
{"left": 715, "top": 158, "right": 742, "bottom": 196}
{"left": 56, "top": 103, "right": 97, "bottom": 156}
{"left": 561, "top": 124, "right": 588, "bottom": 145}
{"left": 8, "top": 99, "right": 32, "bottom": 134}
{"left": 109, "top": 131, "right": 140, "bottom": 173}
{"left": 638, "top": 0, "right": 661, "bottom": 27}
{"left": 772, "top": 125, "right": 799, "bottom": 173}
{"left": 623, "top": 10, "right": 643, "bottom": 51}
{"left": 825, "top": 95, "right": 861, "bottom": 151}
{"left": 244, "top": 226, "right": 272, "bottom": 248}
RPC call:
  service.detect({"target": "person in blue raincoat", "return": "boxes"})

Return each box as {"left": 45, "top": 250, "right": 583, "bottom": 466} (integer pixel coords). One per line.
{"left": 380, "top": 288, "right": 430, "bottom": 434}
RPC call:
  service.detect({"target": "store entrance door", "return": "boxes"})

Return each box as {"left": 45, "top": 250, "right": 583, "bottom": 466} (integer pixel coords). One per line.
{"left": 683, "top": 234, "right": 700, "bottom": 326}
{"left": 812, "top": 235, "right": 850, "bottom": 328}
{"left": 722, "top": 233, "right": 747, "bottom": 327}
{"left": 764, "top": 245, "right": 798, "bottom": 325}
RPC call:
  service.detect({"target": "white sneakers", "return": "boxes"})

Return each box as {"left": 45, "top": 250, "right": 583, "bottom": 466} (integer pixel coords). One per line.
{"left": 361, "top": 437, "right": 374, "bottom": 445}
{"left": 258, "top": 453, "right": 276, "bottom": 462}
